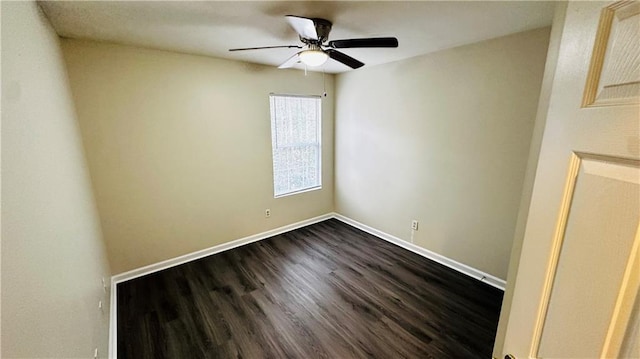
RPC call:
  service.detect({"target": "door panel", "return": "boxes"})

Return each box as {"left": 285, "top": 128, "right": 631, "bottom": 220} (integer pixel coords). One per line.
{"left": 583, "top": 1, "right": 640, "bottom": 107}
{"left": 502, "top": 1, "right": 640, "bottom": 358}
{"left": 538, "top": 154, "right": 639, "bottom": 358}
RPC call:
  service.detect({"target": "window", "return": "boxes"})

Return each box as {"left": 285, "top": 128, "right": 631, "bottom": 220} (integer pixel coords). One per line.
{"left": 269, "top": 94, "right": 321, "bottom": 197}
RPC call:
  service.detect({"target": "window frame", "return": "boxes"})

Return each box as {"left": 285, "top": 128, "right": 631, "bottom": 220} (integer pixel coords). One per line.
{"left": 269, "top": 93, "right": 322, "bottom": 198}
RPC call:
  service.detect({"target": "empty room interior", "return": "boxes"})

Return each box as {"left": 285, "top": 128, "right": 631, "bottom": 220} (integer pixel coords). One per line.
{"left": 3, "top": 1, "right": 640, "bottom": 358}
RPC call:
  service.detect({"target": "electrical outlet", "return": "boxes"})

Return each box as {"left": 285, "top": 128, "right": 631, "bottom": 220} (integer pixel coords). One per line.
{"left": 411, "top": 220, "right": 419, "bottom": 231}
{"left": 265, "top": 209, "right": 271, "bottom": 218}
{"left": 101, "top": 277, "right": 107, "bottom": 293}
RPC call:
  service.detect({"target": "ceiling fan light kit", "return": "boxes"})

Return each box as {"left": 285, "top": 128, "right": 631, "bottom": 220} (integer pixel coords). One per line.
{"left": 229, "top": 15, "right": 398, "bottom": 70}
{"left": 299, "top": 49, "right": 328, "bottom": 67}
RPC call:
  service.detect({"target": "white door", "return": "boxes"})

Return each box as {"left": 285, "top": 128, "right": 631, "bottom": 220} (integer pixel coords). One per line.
{"left": 502, "top": 1, "right": 640, "bottom": 358}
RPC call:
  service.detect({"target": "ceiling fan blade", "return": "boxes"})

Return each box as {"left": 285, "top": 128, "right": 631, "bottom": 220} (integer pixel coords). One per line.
{"left": 278, "top": 52, "right": 301, "bottom": 69}
{"left": 327, "top": 37, "right": 399, "bottom": 49}
{"left": 285, "top": 15, "right": 318, "bottom": 40}
{"left": 325, "top": 49, "right": 364, "bottom": 69}
{"left": 229, "top": 45, "right": 302, "bottom": 52}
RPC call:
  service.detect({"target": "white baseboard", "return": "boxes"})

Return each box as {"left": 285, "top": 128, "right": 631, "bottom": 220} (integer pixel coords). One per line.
{"left": 111, "top": 213, "right": 334, "bottom": 284}
{"left": 108, "top": 211, "right": 505, "bottom": 358}
{"left": 108, "top": 212, "right": 333, "bottom": 358}
{"left": 108, "top": 276, "right": 117, "bottom": 359}
{"left": 332, "top": 213, "right": 506, "bottom": 291}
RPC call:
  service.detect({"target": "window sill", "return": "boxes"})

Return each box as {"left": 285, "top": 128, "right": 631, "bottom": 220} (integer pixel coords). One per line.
{"left": 274, "top": 185, "right": 322, "bottom": 198}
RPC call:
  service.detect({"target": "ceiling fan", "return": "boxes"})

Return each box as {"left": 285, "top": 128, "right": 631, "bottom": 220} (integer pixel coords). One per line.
{"left": 229, "top": 15, "right": 399, "bottom": 70}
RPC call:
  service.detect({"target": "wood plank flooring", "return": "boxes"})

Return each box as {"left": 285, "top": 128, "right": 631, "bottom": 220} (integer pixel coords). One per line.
{"left": 117, "top": 219, "right": 503, "bottom": 358}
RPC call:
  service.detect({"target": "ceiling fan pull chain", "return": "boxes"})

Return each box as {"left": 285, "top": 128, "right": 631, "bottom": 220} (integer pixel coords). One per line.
{"left": 322, "top": 68, "right": 327, "bottom": 97}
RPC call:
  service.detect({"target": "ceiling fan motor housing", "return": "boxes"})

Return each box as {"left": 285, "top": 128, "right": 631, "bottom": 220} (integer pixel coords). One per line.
{"left": 310, "top": 18, "right": 332, "bottom": 43}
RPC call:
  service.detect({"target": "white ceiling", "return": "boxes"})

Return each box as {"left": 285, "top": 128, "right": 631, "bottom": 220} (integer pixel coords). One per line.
{"left": 39, "top": 1, "right": 556, "bottom": 74}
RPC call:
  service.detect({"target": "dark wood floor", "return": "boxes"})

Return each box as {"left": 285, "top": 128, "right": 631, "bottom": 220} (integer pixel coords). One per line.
{"left": 117, "top": 219, "right": 503, "bottom": 358}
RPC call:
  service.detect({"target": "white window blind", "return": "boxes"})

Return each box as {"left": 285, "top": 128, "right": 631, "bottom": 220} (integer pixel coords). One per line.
{"left": 269, "top": 94, "right": 322, "bottom": 197}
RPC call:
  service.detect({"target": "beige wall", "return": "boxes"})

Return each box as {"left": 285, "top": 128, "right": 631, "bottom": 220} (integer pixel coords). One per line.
{"left": 334, "top": 27, "right": 550, "bottom": 279}
{"left": 1, "top": 2, "right": 111, "bottom": 358}
{"left": 61, "top": 40, "right": 335, "bottom": 274}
